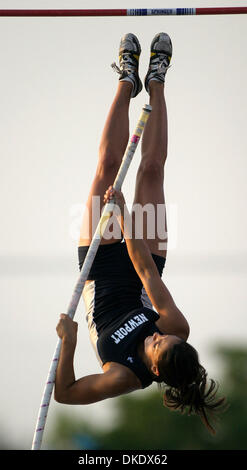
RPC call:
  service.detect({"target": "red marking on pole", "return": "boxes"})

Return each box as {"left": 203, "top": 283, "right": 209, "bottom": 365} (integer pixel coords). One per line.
{"left": 196, "top": 7, "right": 247, "bottom": 15}
{"left": 0, "top": 9, "right": 127, "bottom": 17}
{"left": 131, "top": 135, "right": 140, "bottom": 144}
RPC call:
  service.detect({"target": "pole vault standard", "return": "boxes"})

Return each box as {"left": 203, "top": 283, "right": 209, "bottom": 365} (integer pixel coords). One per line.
{"left": 0, "top": 7, "right": 247, "bottom": 17}
{"left": 31, "top": 104, "right": 152, "bottom": 450}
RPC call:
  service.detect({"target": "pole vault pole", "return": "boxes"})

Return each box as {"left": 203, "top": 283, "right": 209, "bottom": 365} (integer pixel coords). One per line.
{"left": 0, "top": 7, "right": 247, "bottom": 17}
{"left": 31, "top": 104, "right": 152, "bottom": 450}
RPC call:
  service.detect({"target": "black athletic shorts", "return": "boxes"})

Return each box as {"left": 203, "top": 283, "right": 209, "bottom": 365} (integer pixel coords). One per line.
{"left": 78, "top": 240, "right": 166, "bottom": 334}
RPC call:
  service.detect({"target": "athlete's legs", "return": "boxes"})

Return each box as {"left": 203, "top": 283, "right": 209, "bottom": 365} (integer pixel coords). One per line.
{"left": 79, "top": 81, "right": 132, "bottom": 246}
{"left": 132, "top": 81, "right": 168, "bottom": 257}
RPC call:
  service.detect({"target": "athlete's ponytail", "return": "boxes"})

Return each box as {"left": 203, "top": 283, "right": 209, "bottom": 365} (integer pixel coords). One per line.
{"left": 156, "top": 341, "right": 226, "bottom": 434}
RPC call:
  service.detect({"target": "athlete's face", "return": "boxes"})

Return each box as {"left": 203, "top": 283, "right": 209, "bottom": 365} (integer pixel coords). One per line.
{"left": 144, "top": 332, "right": 182, "bottom": 377}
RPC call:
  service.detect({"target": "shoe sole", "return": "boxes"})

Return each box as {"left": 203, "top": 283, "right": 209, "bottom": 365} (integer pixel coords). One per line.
{"left": 150, "top": 32, "right": 172, "bottom": 57}
{"left": 119, "top": 33, "right": 141, "bottom": 58}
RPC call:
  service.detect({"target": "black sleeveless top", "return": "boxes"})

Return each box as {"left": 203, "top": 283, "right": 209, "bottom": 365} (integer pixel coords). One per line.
{"left": 97, "top": 306, "right": 163, "bottom": 388}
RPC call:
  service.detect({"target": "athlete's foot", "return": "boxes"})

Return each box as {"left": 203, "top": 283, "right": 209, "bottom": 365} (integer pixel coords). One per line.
{"left": 111, "top": 33, "right": 143, "bottom": 98}
{"left": 145, "top": 32, "right": 172, "bottom": 95}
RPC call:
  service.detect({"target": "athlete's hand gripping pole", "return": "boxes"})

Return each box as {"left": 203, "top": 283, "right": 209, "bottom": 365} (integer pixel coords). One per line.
{"left": 31, "top": 104, "right": 152, "bottom": 450}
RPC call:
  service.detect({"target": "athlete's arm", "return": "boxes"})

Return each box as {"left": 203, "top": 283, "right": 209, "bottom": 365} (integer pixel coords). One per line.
{"left": 104, "top": 188, "right": 190, "bottom": 340}
{"left": 55, "top": 315, "right": 140, "bottom": 404}
{"left": 135, "top": 266, "right": 190, "bottom": 340}
{"left": 104, "top": 186, "right": 155, "bottom": 273}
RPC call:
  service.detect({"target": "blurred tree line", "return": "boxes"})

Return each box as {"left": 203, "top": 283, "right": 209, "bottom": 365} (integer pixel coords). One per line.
{"left": 48, "top": 345, "right": 247, "bottom": 450}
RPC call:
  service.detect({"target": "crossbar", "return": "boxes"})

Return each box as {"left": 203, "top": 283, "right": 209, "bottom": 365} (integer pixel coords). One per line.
{"left": 31, "top": 104, "right": 152, "bottom": 450}
{"left": 0, "top": 7, "right": 247, "bottom": 17}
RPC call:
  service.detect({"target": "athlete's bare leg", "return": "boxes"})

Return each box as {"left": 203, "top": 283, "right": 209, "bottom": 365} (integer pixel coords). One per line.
{"left": 79, "top": 81, "right": 132, "bottom": 246}
{"left": 132, "top": 81, "right": 168, "bottom": 257}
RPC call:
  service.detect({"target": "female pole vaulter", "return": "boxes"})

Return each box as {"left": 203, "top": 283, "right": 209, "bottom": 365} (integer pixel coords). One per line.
{"left": 55, "top": 33, "right": 225, "bottom": 433}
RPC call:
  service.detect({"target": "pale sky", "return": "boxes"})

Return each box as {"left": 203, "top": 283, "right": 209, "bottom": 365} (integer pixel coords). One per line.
{"left": 0, "top": 0, "right": 246, "bottom": 449}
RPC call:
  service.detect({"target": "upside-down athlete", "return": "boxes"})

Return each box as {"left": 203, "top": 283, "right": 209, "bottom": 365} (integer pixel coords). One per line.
{"left": 55, "top": 33, "right": 225, "bottom": 433}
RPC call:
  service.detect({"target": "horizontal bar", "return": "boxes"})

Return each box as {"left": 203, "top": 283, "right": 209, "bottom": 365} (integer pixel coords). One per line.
{"left": 0, "top": 7, "right": 247, "bottom": 17}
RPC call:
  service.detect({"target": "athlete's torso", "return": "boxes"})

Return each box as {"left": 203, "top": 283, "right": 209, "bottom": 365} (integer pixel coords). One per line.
{"left": 96, "top": 306, "right": 163, "bottom": 388}
{"left": 78, "top": 240, "right": 166, "bottom": 388}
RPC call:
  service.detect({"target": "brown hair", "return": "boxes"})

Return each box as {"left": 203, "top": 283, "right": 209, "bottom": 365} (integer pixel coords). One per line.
{"left": 155, "top": 341, "right": 226, "bottom": 434}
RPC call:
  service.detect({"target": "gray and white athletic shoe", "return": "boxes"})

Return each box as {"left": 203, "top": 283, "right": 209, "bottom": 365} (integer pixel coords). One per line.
{"left": 111, "top": 33, "right": 142, "bottom": 98}
{"left": 145, "top": 33, "right": 172, "bottom": 93}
